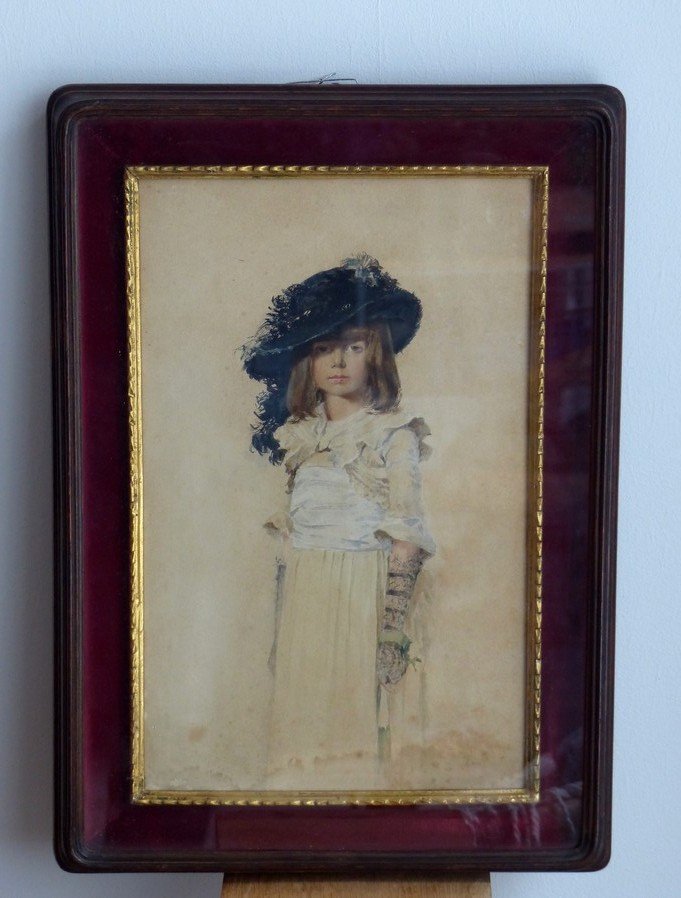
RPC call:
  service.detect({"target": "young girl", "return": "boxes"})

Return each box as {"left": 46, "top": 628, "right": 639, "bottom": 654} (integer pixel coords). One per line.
{"left": 242, "top": 254, "right": 435, "bottom": 790}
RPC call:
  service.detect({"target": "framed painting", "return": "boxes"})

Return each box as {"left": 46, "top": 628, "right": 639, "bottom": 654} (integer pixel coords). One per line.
{"left": 50, "top": 84, "right": 624, "bottom": 873}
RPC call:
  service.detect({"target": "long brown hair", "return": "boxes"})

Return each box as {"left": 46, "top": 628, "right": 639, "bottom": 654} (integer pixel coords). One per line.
{"left": 286, "top": 322, "right": 401, "bottom": 418}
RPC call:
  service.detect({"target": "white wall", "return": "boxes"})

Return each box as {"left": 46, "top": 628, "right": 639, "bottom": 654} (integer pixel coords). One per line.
{"left": 1, "top": 1, "right": 679, "bottom": 895}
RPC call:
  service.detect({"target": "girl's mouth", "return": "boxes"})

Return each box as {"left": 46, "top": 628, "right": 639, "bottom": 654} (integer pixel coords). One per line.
{"left": 328, "top": 376, "right": 349, "bottom": 382}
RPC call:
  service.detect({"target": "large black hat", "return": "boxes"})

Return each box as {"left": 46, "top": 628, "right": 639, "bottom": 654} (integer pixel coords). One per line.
{"left": 241, "top": 254, "right": 423, "bottom": 463}
{"left": 242, "top": 254, "right": 422, "bottom": 382}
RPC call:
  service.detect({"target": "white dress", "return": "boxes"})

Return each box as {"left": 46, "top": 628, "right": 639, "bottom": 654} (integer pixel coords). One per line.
{"left": 265, "top": 406, "right": 435, "bottom": 790}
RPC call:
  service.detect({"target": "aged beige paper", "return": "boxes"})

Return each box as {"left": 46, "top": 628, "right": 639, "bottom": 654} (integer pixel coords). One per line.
{"left": 136, "top": 173, "right": 536, "bottom": 794}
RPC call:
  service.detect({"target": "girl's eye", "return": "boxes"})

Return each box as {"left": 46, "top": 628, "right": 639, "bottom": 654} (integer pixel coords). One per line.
{"left": 348, "top": 343, "right": 365, "bottom": 353}
{"left": 314, "top": 344, "right": 331, "bottom": 355}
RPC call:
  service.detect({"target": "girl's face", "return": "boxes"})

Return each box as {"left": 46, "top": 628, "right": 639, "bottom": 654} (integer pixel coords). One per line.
{"left": 310, "top": 330, "right": 370, "bottom": 402}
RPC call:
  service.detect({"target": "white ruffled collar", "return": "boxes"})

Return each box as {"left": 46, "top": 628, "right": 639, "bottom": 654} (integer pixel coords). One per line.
{"left": 274, "top": 404, "right": 431, "bottom": 472}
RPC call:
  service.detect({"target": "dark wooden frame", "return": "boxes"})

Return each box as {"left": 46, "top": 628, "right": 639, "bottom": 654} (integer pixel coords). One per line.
{"left": 50, "top": 84, "right": 624, "bottom": 873}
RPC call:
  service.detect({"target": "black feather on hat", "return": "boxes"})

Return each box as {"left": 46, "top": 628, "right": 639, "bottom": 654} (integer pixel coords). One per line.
{"left": 241, "top": 253, "right": 423, "bottom": 463}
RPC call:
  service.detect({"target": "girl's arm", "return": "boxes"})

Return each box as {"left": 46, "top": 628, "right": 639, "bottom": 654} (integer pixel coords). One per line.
{"left": 376, "top": 425, "right": 434, "bottom": 687}
{"left": 375, "top": 426, "right": 435, "bottom": 556}
{"left": 377, "top": 541, "right": 425, "bottom": 688}
{"left": 382, "top": 539, "right": 424, "bottom": 632}
{"left": 379, "top": 425, "right": 434, "bottom": 632}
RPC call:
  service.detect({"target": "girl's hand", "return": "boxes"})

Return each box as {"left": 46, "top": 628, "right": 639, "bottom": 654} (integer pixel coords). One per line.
{"left": 377, "top": 640, "right": 407, "bottom": 687}
{"left": 377, "top": 630, "right": 417, "bottom": 688}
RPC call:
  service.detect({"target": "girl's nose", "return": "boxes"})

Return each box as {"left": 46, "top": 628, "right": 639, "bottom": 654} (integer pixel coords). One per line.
{"left": 332, "top": 347, "right": 346, "bottom": 367}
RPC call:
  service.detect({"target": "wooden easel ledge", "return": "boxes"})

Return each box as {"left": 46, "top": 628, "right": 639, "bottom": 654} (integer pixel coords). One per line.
{"left": 221, "top": 874, "right": 492, "bottom": 896}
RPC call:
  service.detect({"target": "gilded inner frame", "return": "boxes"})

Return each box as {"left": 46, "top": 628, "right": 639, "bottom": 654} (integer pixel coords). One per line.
{"left": 126, "top": 165, "right": 547, "bottom": 806}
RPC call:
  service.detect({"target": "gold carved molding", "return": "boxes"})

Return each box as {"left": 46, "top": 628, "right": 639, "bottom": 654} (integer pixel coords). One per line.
{"left": 126, "top": 164, "right": 548, "bottom": 806}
